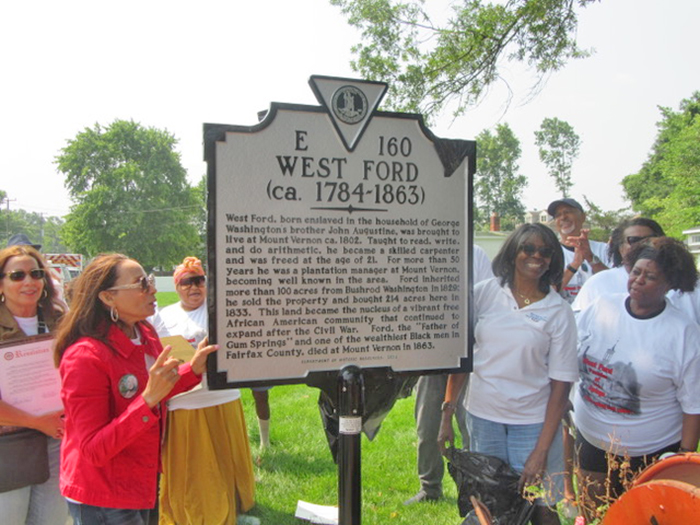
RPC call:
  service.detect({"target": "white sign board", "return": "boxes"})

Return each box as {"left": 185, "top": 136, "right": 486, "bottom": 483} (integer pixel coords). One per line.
{"left": 205, "top": 76, "right": 475, "bottom": 387}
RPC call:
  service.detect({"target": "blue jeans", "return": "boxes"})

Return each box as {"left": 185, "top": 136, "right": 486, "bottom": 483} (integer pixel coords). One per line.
{"left": 68, "top": 502, "right": 151, "bottom": 525}
{"left": 0, "top": 437, "right": 68, "bottom": 525}
{"left": 466, "top": 411, "right": 565, "bottom": 506}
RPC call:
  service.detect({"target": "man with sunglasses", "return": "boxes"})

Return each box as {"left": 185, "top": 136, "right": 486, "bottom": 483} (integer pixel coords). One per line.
{"left": 547, "top": 198, "right": 609, "bottom": 304}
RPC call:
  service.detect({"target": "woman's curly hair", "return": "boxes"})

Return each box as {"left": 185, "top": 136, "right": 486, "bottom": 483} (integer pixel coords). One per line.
{"left": 625, "top": 237, "right": 698, "bottom": 292}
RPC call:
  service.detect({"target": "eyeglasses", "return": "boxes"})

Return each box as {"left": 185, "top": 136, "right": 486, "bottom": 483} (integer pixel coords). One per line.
{"left": 626, "top": 235, "right": 655, "bottom": 245}
{"left": 179, "top": 275, "right": 206, "bottom": 288}
{"left": 520, "top": 243, "right": 555, "bottom": 258}
{"left": 107, "top": 274, "right": 156, "bottom": 293}
{"left": 1, "top": 269, "right": 45, "bottom": 282}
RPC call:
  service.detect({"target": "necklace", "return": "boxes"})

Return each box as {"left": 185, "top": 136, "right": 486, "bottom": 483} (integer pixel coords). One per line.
{"left": 513, "top": 288, "right": 531, "bottom": 305}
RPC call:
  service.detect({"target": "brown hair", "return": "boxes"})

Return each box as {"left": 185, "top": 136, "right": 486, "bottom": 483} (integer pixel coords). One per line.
{"left": 53, "top": 253, "right": 129, "bottom": 366}
{"left": 0, "top": 245, "right": 65, "bottom": 318}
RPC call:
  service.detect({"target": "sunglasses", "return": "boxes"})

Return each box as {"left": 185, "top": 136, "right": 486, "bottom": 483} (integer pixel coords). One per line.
{"left": 1, "top": 269, "right": 46, "bottom": 282}
{"left": 520, "top": 243, "right": 555, "bottom": 258}
{"left": 107, "top": 274, "right": 156, "bottom": 293}
{"left": 179, "top": 275, "right": 206, "bottom": 288}
{"left": 626, "top": 235, "right": 655, "bottom": 245}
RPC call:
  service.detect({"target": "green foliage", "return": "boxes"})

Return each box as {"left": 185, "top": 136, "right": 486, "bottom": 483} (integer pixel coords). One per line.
{"left": 192, "top": 175, "right": 208, "bottom": 264}
{"left": 582, "top": 196, "right": 630, "bottom": 243}
{"left": 0, "top": 201, "right": 69, "bottom": 252}
{"left": 623, "top": 92, "right": 700, "bottom": 237}
{"left": 55, "top": 120, "right": 202, "bottom": 271}
{"left": 475, "top": 123, "right": 527, "bottom": 230}
{"left": 534, "top": 117, "right": 581, "bottom": 197}
{"left": 331, "top": 0, "right": 596, "bottom": 121}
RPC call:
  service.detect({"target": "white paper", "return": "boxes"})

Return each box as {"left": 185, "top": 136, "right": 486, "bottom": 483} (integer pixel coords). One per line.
{"left": 0, "top": 336, "right": 62, "bottom": 415}
{"left": 295, "top": 500, "right": 339, "bottom": 525}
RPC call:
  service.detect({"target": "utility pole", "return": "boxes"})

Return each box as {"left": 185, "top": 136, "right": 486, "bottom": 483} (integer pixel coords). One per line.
{"left": 1, "top": 196, "right": 16, "bottom": 245}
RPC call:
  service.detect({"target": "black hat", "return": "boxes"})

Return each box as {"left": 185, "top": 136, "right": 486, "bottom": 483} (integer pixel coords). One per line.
{"left": 7, "top": 233, "right": 41, "bottom": 250}
{"left": 547, "top": 198, "right": 584, "bottom": 217}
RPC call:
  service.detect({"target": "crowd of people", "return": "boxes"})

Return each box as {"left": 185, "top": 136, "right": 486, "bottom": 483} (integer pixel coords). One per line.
{"left": 1, "top": 196, "right": 699, "bottom": 524}
{"left": 0, "top": 242, "right": 257, "bottom": 525}
{"left": 428, "top": 198, "right": 699, "bottom": 523}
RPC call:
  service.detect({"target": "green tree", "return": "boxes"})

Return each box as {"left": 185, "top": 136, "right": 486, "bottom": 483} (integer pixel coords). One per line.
{"left": 331, "top": 0, "right": 596, "bottom": 120}
{"left": 475, "top": 123, "right": 527, "bottom": 231}
{"left": 0, "top": 198, "right": 68, "bottom": 252}
{"left": 55, "top": 120, "right": 201, "bottom": 270}
{"left": 192, "top": 175, "right": 207, "bottom": 264}
{"left": 534, "top": 117, "right": 581, "bottom": 197}
{"left": 582, "top": 196, "right": 630, "bottom": 242}
{"left": 623, "top": 92, "right": 700, "bottom": 237}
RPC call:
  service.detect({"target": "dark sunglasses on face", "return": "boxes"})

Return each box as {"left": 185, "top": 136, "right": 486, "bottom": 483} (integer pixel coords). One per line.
{"left": 520, "top": 243, "right": 555, "bottom": 258}
{"left": 626, "top": 235, "right": 655, "bottom": 245}
{"left": 1, "top": 269, "right": 46, "bottom": 282}
{"left": 107, "top": 274, "right": 156, "bottom": 293}
{"left": 179, "top": 275, "right": 206, "bottom": 288}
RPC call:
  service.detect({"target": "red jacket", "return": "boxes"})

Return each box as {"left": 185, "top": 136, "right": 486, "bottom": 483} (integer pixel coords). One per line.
{"left": 59, "top": 322, "right": 200, "bottom": 509}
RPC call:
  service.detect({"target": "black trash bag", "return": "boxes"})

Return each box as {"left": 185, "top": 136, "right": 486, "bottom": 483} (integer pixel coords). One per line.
{"left": 307, "top": 368, "right": 417, "bottom": 462}
{"left": 445, "top": 448, "right": 534, "bottom": 525}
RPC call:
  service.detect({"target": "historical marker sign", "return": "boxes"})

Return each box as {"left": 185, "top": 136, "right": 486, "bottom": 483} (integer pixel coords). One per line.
{"left": 205, "top": 76, "right": 475, "bottom": 388}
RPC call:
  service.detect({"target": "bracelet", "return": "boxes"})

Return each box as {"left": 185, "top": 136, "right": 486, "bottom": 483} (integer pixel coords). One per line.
{"left": 679, "top": 446, "right": 695, "bottom": 453}
{"left": 441, "top": 401, "right": 457, "bottom": 413}
{"left": 566, "top": 264, "right": 578, "bottom": 274}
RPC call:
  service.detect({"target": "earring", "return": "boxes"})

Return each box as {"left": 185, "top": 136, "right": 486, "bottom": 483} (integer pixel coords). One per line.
{"left": 0, "top": 293, "right": 4, "bottom": 303}
{"left": 42, "top": 289, "right": 48, "bottom": 299}
{"left": 110, "top": 306, "right": 119, "bottom": 323}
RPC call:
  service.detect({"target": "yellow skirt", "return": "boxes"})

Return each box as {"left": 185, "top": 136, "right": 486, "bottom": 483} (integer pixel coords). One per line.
{"left": 159, "top": 399, "right": 255, "bottom": 525}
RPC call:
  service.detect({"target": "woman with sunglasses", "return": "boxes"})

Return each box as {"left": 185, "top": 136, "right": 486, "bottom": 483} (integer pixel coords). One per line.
{"left": 572, "top": 217, "right": 664, "bottom": 314}
{"left": 53, "top": 254, "right": 217, "bottom": 525}
{"left": 572, "top": 237, "right": 700, "bottom": 520}
{"left": 152, "top": 257, "right": 256, "bottom": 525}
{"left": 0, "top": 245, "right": 68, "bottom": 525}
{"left": 438, "top": 224, "right": 577, "bottom": 525}
{"left": 572, "top": 217, "right": 700, "bottom": 323}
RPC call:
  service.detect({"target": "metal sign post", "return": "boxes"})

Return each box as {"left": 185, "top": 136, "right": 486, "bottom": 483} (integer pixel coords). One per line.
{"left": 337, "top": 365, "right": 363, "bottom": 525}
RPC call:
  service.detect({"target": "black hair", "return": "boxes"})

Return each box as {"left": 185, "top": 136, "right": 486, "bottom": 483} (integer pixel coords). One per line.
{"left": 492, "top": 223, "right": 564, "bottom": 294}
{"left": 608, "top": 217, "right": 665, "bottom": 267}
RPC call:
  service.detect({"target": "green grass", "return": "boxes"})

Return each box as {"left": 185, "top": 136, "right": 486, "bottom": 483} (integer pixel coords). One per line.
{"left": 156, "top": 292, "right": 180, "bottom": 309}
{"left": 238, "top": 385, "right": 464, "bottom": 524}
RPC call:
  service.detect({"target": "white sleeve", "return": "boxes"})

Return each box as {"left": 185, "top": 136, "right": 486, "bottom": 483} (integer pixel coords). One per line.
{"left": 546, "top": 302, "right": 579, "bottom": 382}
{"left": 472, "top": 245, "right": 494, "bottom": 284}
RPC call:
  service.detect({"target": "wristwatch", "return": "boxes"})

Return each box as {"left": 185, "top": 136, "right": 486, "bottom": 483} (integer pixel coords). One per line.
{"left": 441, "top": 401, "right": 457, "bottom": 413}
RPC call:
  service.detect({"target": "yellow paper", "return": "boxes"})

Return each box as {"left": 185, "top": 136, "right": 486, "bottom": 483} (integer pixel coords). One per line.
{"left": 160, "top": 335, "right": 195, "bottom": 362}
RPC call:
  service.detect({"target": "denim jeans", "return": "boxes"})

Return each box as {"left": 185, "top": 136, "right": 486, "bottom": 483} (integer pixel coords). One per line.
{"left": 466, "top": 411, "right": 565, "bottom": 506}
{"left": 0, "top": 437, "right": 68, "bottom": 525}
{"left": 68, "top": 502, "right": 151, "bottom": 525}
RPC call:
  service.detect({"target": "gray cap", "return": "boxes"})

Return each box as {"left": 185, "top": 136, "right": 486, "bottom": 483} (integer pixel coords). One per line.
{"left": 547, "top": 198, "right": 584, "bottom": 217}
{"left": 7, "top": 233, "right": 41, "bottom": 250}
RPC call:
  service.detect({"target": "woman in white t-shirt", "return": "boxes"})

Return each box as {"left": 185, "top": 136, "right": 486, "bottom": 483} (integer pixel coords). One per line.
{"left": 152, "top": 257, "right": 256, "bottom": 525}
{"left": 438, "top": 224, "right": 578, "bottom": 525}
{"left": 573, "top": 237, "right": 700, "bottom": 520}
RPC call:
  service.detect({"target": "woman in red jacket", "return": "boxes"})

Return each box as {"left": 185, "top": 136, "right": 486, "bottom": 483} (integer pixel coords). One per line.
{"left": 53, "top": 254, "right": 217, "bottom": 525}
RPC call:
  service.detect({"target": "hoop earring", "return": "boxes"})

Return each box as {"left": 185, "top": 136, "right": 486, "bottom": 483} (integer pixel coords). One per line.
{"left": 42, "top": 289, "right": 48, "bottom": 299}
{"left": 110, "top": 306, "right": 119, "bottom": 323}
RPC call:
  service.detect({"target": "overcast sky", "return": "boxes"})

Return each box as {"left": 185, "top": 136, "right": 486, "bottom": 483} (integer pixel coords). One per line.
{"left": 2, "top": 0, "right": 698, "bottom": 219}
